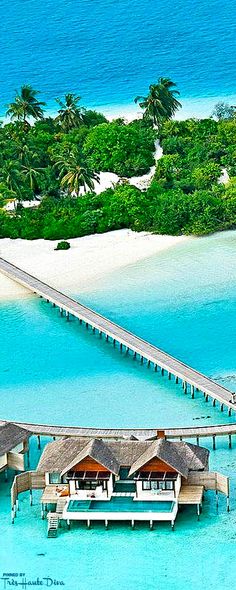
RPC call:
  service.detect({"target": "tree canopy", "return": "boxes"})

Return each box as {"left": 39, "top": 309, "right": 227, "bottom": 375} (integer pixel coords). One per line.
{"left": 0, "top": 84, "right": 235, "bottom": 240}
{"left": 135, "top": 78, "right": 181, "bottom": 127}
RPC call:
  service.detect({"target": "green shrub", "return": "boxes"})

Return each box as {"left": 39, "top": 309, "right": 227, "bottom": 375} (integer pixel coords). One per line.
{"left": 55, "top": 240, "right": 70, "bottom": 250}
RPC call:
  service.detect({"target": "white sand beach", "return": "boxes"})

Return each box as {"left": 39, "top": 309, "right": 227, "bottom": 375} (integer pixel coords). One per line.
{"left": 0, "top": 230, "right": 187, "bottom": 301}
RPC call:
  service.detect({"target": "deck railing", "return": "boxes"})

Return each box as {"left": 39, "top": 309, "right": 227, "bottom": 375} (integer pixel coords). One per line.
{"left": 11, "top": 471, "right": 45, "bottom": 522}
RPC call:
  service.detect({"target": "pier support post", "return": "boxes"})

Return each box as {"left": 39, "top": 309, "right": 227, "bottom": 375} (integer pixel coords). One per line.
{"left": 87, "top": 520, "right": 90, "bottom": 528}
{"left": 113, "top": 339, "right": 116, "bottom": 347}
{"left": 105, "top": 520, "right": 108, "bottom": 529}
{"left": 66, "top": 311, "right": 70, "bottom": 321}
{"left": 131, "top": 520, "right": 135, "bottom": 529}
{"left": 147, "top": 360, "right": 151, "bottom": 367}
{"left": 93, "top": 327, "right": 96, "bottom": 333}
{"left": 161, "top": 368, "right": 164, "bottom": 376}
{"left": 228, "top": 408, "right": 232, "bottom": 417}
{"left": 106, "top": 334, "right": 108, "bottom": 341}
{"left": 140, "top": 356, "right": 143, "bottom": 364}
{"left": 149, "top": 520, "right": 153, "bottom": 530}
{"left": 220, "top": 404, "right": 224, "bottom": 412}
{"left": 229, "top": 434, "right": 232, "bottom": 449}
{"left": 213, "top": 399, "right": 216, "bottom": 407}
{"left": 134, "top": 352, "right": 136, "bottom": 359}
{"left": 168, "top": 372, "right": 171, "bottom": 380}
{"left": 196, "top": 436, "right": 199, "bottom": 446}
{"left": 86, "top": 322, "right": 88, "bottom": 329}
{"left": 175, "top": 376, "right": 179, "bottom": 384}
{"left": 197, "top": 504, "right": 200, "bottom": 521}
{"left": 37, "top": 435, "right": 41, "bottom": 450}
{"left": 227, "top": 495, "right": 230, "bottom": 512}
{"left": 212, "top": 435, "right": 216, "bottom": 450}
{"left": 205, "top": 394, "right": 209, "bottom": 402}
{"left": 120, "top": 343, "right": 123, "bottom": 351}
{"left": 154, "top": 365, "right": 157, "bottom": 372}
{"left": 4, "top": 469, "right": 8, "bottom": 482}
{"left": 27, "top": 449, "right": 30, "bottom": 468}
{"left": 171, "top": 521, "right": 175, "bottom": 531}
{"left": 191, "top": 385, "right": 195, "bottom": 399}
{"left": 30, "top": 490, "right": 33, "bottom": 506}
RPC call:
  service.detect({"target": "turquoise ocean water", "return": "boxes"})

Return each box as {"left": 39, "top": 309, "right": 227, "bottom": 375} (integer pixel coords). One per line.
{"left": 0, "top": 0, "right": 236, "bottom": 117}
{"left": 0, "top": 230, "right": 236, "bottom": 587}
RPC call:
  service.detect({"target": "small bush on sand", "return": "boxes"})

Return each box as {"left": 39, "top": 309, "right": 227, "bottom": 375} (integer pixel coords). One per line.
{"left": 55, "top": 240, "right": 70, "bottom": 251}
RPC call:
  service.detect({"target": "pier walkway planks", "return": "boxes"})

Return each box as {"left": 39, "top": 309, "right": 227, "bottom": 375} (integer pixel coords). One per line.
{"left": 3, "top": 420, "right": 236, "bottom": 443}
{"left": 0, "top": 256, "right": 235, "bottom": 413}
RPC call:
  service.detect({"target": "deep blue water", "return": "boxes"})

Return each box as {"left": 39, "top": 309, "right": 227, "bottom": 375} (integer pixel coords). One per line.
{"left": 0, "top": 0, "right": 236, "bottom": 117}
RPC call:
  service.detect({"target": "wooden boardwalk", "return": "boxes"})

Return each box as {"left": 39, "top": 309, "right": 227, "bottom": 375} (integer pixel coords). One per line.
{"left": 0, "top": 256, "right": 235, "bottom": 415}
{"left": 2, "top": 420, "right": 234, "bottom": 448}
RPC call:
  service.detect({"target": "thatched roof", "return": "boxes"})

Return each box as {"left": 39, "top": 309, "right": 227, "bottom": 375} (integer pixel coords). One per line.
{"left": 0, "top": 422, "right": 30, "bottom": 456}
{"left": 37, "top": 436, "right": 209, "bottom": 478}
{"left": 175, "top": 442, "right": 209, "bottom": 471}
{"left": 38, "top": 438, "right": 91, "bottom": 473}
{"left": 61, "top": 438, "right": 120, "bottom": 476}
{"left": 128, "top": 439, "right": 190, "bottom": 478}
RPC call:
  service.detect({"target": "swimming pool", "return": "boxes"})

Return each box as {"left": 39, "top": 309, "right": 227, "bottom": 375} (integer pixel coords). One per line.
{"left": 67, "top": 497, "right": 175, "bottom": 513}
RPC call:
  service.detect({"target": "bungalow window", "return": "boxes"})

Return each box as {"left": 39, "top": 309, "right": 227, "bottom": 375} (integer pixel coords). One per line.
{"left": 75, "top": 480, "right": 107, "bottom": 491}
{"left": 49, "top": 472, "right": 61, "bottom": 484}
{"left": 141, "top": 480, "right": 174, "bottom": 491}
{"left": 142, "top": 481, "right": 151, "bottom": 491}
{"left": 142, "top": 481, "right": 158, "bottom": 491}
{"left": 165, "top": 480, "right": 174, "bottom": 490}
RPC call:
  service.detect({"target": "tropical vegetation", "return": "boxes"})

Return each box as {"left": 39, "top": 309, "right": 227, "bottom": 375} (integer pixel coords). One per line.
{"left": 0, "top": 83, "right": 236, "bottom": 239}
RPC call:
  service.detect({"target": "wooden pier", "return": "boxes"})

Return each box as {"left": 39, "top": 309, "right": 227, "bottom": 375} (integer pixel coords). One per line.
{"left": 3, "top": 420, "right": 235, "bottom": 449}
{"left": 0, "top": 256, "right": 235, "bottom": 415}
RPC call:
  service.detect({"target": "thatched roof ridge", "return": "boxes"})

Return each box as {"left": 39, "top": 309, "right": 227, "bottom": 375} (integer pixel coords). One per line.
{"left": 128, "top": 439, "right": 190, "bottom": 478}
{"left": 0, "top": 422, "right": 30, "bottom": 456}
{"left": 61, "top": 438, "right": 120, "bottom": 476}
{"left": 37, "top": 436, "right": 209, "bottom": 478}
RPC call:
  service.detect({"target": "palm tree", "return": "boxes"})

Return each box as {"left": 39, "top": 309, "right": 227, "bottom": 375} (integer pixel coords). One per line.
{"left": 0, "top": 160, "right": 23, "bottom": 201}
{"left": 14, "top": 142, "right": 32, "bottom": 165}
{"left": 55, "top": 151, "right": 99, "bottom": 195}
{"left": 55, "top": 93, "right": 85, "bottom": 132}
{"left": 135, "top": 77, "right": 181, "bottom": 127}
{"left": 6, "top": 85, "right": 45, "bottom": 127}
{"left": 21, "top": 163, "right": 44, "bottom": 192}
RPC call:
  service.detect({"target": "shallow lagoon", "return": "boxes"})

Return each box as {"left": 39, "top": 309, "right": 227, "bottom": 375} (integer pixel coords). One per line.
{"left": 0, "top": 231, "right": 236, "bottom": 587}
{"left": 1, "top": 231, "right": 235, "bottom": 427}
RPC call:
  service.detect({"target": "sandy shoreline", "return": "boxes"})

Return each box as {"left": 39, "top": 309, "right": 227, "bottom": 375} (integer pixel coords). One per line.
{"left": 0, "top": 230, "right": 188, "bottom": 301}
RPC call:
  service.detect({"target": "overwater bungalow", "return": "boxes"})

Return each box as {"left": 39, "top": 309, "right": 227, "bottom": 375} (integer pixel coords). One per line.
{"left": 0, "top": 422, "right": 30, "bottom": 479}
{"left": 31, "top": 431, "right": 229, "bottom": 536}
{"left": 10, "top": 430, "right": 230, "bottom": 536}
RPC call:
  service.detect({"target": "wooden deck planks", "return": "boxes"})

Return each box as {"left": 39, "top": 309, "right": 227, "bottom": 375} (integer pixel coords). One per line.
{"left": 178, "top": 485, "right": 204, "bottom": 505}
